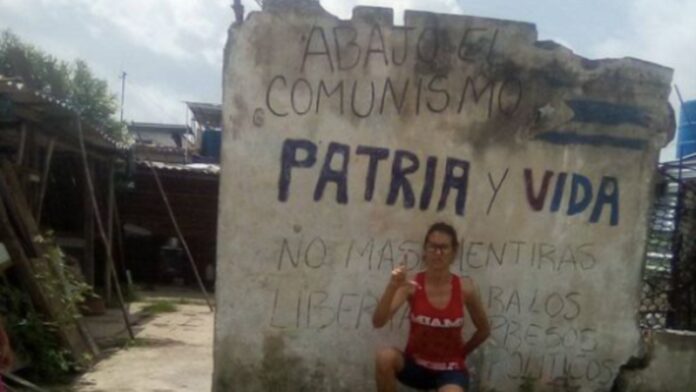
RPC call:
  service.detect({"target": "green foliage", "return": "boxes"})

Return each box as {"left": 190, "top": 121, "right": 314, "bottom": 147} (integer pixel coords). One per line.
{"left": 0, "top": 282, "right": 79, "bottom": 382}
{"left": 34, "top": 234, "right": 93, "bottom": 325}
{"left": 0, "top": 30, "right": 129, "bottom": 143}
{"left": 142, "top": 300, "right": 178, "bottom": 315}
{"left": 0, "top": 232, "right": 96, "bottom": 381}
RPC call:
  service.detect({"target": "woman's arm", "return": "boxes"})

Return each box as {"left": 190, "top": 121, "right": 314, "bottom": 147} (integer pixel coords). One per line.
{"left": 372, "top": 264, "right": 415, "bottom": 328}
{"left": 461, "top": 277, "right": 490, "bottom": 356}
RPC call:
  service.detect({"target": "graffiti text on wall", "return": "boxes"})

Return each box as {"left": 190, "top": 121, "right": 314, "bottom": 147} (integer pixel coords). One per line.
{"left": 278, "top": 138, "right": 621, "bottom": 225}
{"left": 263, "top": 25, "right": 523, "bottom": 120}
{"left": 267, "top": 233, "right": 614, "bottom": 388}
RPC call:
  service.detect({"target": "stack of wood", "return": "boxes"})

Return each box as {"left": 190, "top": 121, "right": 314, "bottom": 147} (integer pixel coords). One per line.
{"left": 0, "top": 159, "right": 98, "bottom": 368}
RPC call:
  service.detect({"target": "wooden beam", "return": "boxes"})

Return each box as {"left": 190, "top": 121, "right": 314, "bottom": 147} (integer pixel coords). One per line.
{"left": 104, "top": 163, "right": 115, "bottom": 304}
{"left": 0, "top": 162, "right": 38, "bottom": 254}
{"left": 1, "top": 371, "right": 50, "bottom": 392}
{"left": 148, "top": 163, "right": 214, "bottom": 311}
{"left": 83, "top": 162, "right": 95, "bottom": 285}
{"left": 113, "top": 194, "right": 128, "bottom": 278}
{"left": 0, "top": 180, "right": 96, "bottom": 364}
{"left": 76, "top": 118, "right": 134, "bottom": 339}
{"left": 36, "top": 137, "right": 55, "bottom": 225}
{"left": 16, "top": 122, "right": 27, "bottom": 165}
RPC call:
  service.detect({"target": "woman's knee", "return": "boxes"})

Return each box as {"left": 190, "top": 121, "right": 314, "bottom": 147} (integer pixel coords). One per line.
{"left": 438, "top": 385, "right": 464, "bottom": 392}
{"left": 375, "top": 347, "right": 403, "bottom": 372}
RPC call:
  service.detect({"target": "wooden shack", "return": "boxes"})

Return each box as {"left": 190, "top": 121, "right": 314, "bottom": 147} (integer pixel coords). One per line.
{"left": 0, "top": 74, "right": 130, "bottom": 369}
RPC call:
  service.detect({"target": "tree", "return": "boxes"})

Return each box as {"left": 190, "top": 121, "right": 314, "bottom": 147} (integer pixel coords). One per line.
{"left": 0, "top": 30, "right": 128, "bottom": 143}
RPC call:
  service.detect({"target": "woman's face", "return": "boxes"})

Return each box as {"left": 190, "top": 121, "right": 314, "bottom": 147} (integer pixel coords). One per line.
{"left": 423, "top": 230, "right": 456, "bottom": 270}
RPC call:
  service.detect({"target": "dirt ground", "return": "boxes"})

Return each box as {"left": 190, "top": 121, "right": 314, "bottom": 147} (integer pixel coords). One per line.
{"left": 69, "top": 288, "right": 214, "bottom": 392}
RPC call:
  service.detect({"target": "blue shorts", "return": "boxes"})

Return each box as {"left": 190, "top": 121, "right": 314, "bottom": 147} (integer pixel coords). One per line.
{"left": 397, "top": 357, "right": 469, "bottom": 390}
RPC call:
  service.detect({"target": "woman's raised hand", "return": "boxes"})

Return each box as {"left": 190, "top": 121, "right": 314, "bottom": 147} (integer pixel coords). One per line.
{"left": 389, "top": 262, "right": 418, "bottom": 290}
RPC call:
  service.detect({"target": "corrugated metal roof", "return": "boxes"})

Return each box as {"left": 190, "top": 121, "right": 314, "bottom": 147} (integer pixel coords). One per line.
{"left": 137, "top": 160, "right": 220, "bottom": 175}
{"left": 129, "top": 122, "right": 190, "bottom": 135}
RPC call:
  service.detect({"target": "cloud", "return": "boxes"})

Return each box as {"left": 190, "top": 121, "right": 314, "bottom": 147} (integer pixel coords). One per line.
{"left": 587, "top": 0, "right": 696, "bottom": 160}
{"left": 53, "top": 0, "right": 224, "bottom": 61}
{"left": 589, "top": 0, "right": 696, "bottom": 101}
{"left": 0, "top": 0, "right": 229, "bottom": 122}
{"left": 1, "top": 0, "right": 693, "bottom": 144}
{"left": 126, "top": 81, "right": 188, "bottom": 125}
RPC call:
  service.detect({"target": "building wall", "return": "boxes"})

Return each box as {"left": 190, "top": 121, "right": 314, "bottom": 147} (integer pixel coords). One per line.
{"left": 215, "top": 3, "right": 674, "bottom": 391}
{"left": 119, "top": 167, "right": 218, "bottom": 284}
{"left": 136, "top": 129, "right": 181, "bottom": 148}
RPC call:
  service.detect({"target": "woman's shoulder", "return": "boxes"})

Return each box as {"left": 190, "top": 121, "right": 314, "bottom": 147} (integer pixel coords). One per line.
{"left": 456, "top": 275, "right": 479, "bottom": 297}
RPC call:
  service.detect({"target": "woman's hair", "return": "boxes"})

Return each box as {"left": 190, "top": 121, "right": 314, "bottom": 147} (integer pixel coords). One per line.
{"left": 424, "top": 222, "right": 459, "bottom": 251}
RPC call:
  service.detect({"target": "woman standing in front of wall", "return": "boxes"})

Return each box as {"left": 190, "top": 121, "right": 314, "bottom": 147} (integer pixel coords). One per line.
{"left": 372, "top": 222, "right": 490, "bottom": 392}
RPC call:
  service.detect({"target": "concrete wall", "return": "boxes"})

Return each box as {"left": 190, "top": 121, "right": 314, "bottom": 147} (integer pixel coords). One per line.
{"left": 615, "top": 330, "right": 696, "bottom": 392}
{"left": 215, "top": 2, "right": 674, "bottom": 391}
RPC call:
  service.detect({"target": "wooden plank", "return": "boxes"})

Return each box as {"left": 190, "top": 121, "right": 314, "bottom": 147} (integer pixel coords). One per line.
{"left": 0, "top": 161, "right": 41, "bottom": 236}
{"left": 148, "top": 164, "right": 214, "bottom": 311}
{"left": 36, "top": 137, "right": 55, "bottom": 224}
{"left": 0, "top": 194, "right": 94, "bottom": 365}
{"left": 16, "top": 122, "right": 27, "bottom": 165}
{"left": 0, "top": 161, "right": 98, "bottom": 363}
{"left": 104, "top": 163, "right": 114, "bottom": 304}
{"left": 75, "top": 119, "right": 134, "bottom": 339}
{"left": 0, "top": 163, "right": 36, "bottom": 256}
{"left": 0, "top": 371, "right": 50, "bottom": 392}
{"left": 83, "top": 162, "right": 95, "bottom": 285}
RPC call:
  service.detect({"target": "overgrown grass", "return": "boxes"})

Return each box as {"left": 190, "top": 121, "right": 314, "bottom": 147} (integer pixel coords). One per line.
{"left": 122, "top": 284, "right": 142, "bottom": 303}
{"left": 122, "top": 337, "right": 148, "bottom": 350}
{"left": 142, "top": 300, "right": 178, "bottom": 315}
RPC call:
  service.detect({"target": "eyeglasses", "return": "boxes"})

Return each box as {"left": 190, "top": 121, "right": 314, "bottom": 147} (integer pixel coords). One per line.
{"left": 425, "top": 244, "right": 452, "bottom": 254}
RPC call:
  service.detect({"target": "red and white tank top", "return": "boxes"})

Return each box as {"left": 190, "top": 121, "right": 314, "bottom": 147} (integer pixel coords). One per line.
{"left": 404, "top": 272, "right": 466, "bottom": 371}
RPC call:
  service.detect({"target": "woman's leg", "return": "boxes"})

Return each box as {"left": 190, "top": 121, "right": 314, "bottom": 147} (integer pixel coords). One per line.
{"left": 438, "top": 385, "right": 464, "bottom": 392}
{"left": 375, "top": 347, "right": 405, "bottom": 392}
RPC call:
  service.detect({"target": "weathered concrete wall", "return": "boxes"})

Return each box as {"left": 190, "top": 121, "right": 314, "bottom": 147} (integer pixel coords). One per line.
{"left": 615, "top": 330, "right": 696, "bottom": 392}
{"left": 215, "top": 2, "right": 674, "bottom": 391}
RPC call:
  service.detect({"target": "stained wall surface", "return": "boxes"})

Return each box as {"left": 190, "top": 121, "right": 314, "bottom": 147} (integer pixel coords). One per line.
{"left": 214, "top": 2, "right": 674, "bottom": 391}
{"left": 617, "top": 330, "right": 696, "bottom": 392}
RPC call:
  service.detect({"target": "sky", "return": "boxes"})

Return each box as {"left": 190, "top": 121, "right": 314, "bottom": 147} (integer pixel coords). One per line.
{"left": 0, "top": 0, "right": 694, "bottom": 160}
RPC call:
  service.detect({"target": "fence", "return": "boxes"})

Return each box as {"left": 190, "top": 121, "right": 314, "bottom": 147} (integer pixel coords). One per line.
{"left": 641, "top": 158, "right": 696, "bottom": 330}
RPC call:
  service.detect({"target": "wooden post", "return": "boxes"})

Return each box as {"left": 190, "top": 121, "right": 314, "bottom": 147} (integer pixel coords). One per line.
{"left": 114, "top": 197, "right": 128, "bottom": 277}
{"left": 16, "top": 122, "right": 27, "bottom": 165}
{"left": 149, "top": 163, "right": 214, "bottom": 311}
{"left": 104, "top": 163, "right": 115, "bottom": 304}
{"left": 0, "top": 372, "right": 50, "bottom": 392}
{"left": 36, "top": 138, "right": 56, "bottom": 225}
{"left": 75, "top": 118, "right": 134, "bottom": 339}
{"left": 0, "top": 174, "right": 97, "bottom": 363}
{"left": 83, "top": 162, "right": 95, "bottom": 285}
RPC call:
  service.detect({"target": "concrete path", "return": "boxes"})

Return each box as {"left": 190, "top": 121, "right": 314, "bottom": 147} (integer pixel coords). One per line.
{"left": 72, "top": 298, "right": 214, "bottom": 392}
